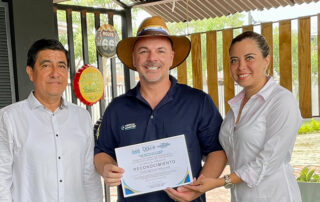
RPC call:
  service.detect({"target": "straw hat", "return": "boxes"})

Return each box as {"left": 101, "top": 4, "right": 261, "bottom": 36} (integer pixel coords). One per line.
{"left": 116, "top": 16, "right": 191, "bottom": 71}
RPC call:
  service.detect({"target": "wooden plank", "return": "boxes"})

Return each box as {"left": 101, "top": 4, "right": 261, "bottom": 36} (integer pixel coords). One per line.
{"left": 279, "top": 20, "right": 292, "bottom": 91}
{"left": 177, "top": 60, "right": 187, "bottom": 84}
{"left": 242, "top": 25, "right": 253, "bottom": 32}
{"left": 261, "top": 23, "right": 273, "bottom": 76}
{"left": 191, "top": 33, "right": 203, "bottom": 90}
{"left": 206, "top": 31, "right": 219, "bottom": 108}
{"left": 298, "top": 17, "right": 312, "bottom": 118}
{"left": 318, "top": 14, "right": 320, "bottom": 116}
{"left": 222, "top": 29, "right": 234, "bottom": 114}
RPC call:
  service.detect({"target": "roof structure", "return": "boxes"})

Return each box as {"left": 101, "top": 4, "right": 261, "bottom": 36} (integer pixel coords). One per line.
{"left": 52, "top": 0, "right": 320, "bottom": 23}
{"left": 114, "top": 0, "right": 320, "bottom": 22}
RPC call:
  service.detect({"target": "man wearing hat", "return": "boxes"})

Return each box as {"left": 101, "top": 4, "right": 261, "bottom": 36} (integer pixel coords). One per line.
{"left": 94, "top": 16, "right": 226, "bottom": 202}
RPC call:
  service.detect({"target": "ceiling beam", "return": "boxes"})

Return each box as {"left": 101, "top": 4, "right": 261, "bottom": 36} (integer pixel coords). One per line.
{"left": 112, "top": 0, "right": 129, "bottom": 8}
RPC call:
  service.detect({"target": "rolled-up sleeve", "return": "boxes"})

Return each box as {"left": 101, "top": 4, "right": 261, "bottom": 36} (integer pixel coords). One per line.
{"left": 0, "top": 111, "right": 13, "bottom": 202}
{"left": 235, "top": 93, "right": 302, "bottom": 188}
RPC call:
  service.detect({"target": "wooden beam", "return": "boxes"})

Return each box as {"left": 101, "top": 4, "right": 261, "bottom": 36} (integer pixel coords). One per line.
{"left": 191, "top": 33, "right": 203, "bottom": 90}
{"left": 298, "top": 17, "right": 312, "bottom": 118}
{"left": 261, "top": 23, "right": 273, "bottom": 76}
{"left": 206, "top": 31, "right": 219, "bottom": 108}
{"left": 222, "top": 29, "right": 234, "bottom": 114}
{"left": 279, "top": 20, "right": 292, "bottom": 91}
{"left": 177, "top": 60, "right": 188, "bottom": 84}
{"left": 242, "top": 25, "right": 253, "bottom": 32}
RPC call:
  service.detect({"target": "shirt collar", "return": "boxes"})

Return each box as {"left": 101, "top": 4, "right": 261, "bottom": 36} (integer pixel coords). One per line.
{"left": 127, "top": 75, "right": 178, "bottom": 98}
{"left": 126, "top": 75, "right": 178, "bottom": 107}
{"left": 256, "top": 76, "right": 275, "bottom": 100}
{"left": 27, "top": 91, "right": 67, "bottom": 110}
{"left": 228, "top": 76, "right": 275, "bottom": 106}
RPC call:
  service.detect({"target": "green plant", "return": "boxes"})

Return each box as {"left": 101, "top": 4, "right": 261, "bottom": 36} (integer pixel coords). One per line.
{"left": 298, "top": 119, "right": 320, "bottom": 134}
{"left": 297, "top": 166, "right": 320, "bottom": 183}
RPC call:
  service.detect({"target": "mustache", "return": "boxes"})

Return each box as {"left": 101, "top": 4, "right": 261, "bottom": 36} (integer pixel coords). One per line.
{"left": 47, "top": 79, "right": 62, "bottom": 83}
{"left": 143, "top": 61, "right": 162, "bottom": 68}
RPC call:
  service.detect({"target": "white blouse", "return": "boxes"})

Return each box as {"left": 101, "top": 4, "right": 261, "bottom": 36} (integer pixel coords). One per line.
{"left": 219, "top": 77, "right": 302, "bottom": 202}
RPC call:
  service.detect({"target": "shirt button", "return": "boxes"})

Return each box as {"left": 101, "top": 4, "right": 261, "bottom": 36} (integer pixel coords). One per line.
{"left": 56, "top": 134, "right": 58, "bottom": 137}
{"left": 60, "top": 180, "right": 63, "bottom": 182}
{"left": 150, "top": 115, "right": 154, "bottom": 119}
{"left": 58, "top": 156, "right": 61, "bottom": 159}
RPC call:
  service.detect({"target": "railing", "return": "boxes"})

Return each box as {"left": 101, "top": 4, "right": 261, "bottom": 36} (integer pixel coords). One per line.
{"left": 54, "top": 3, "right": 134, "bottom": 124}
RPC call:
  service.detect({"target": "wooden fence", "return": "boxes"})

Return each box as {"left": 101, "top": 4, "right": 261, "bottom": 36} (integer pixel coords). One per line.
{"left": 176, "top": 14, "right": 320, "bottom": 118}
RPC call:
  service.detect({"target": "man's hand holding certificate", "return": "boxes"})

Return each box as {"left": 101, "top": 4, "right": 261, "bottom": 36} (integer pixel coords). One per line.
{"left": 115, "top": 135, "right": 193, "bottom": 198}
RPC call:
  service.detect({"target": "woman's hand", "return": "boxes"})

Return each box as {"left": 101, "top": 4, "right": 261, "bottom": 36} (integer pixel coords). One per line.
{"left": 183, "top": 175, "right": 223, "bottom": 193}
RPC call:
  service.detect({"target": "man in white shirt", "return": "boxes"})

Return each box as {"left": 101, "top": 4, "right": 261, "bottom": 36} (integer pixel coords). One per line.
{"left": 0, "top": 39, "right": 103, "bottom": 202}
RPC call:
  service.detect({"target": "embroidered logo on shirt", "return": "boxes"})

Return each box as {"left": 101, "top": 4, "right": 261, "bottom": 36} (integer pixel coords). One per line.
{"left": 121, "top": 123, "right": 136, "bottom": 131}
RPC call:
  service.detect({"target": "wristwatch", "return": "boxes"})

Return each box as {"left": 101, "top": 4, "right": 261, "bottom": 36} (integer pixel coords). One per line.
{"left": 224, "top": 175, "right": 233, "bottom": 189}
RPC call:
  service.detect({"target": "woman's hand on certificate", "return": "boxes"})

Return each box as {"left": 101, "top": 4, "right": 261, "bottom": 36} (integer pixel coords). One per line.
{"left": 102, "top": 164, "right": 124, "bottom": 186}
{"left": 183, "top": 175, "right": 221, "bottom": 193}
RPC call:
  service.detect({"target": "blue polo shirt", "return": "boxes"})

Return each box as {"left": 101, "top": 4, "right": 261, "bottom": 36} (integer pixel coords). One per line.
{"left": 95, "top": 76, "right": 223, "bottom": 202}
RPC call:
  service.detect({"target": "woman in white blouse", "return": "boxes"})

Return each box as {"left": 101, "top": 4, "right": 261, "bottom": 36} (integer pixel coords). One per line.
{"left": 184, "top": 31, "right": 302, "bottom": 202}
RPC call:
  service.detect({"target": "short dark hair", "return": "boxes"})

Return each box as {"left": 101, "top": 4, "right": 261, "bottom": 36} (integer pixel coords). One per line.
{"left": 27, "top": 39, "right": 69, "bottom": 68}
{"left": 229, "top": 31, "right": 270, "bottom": 58}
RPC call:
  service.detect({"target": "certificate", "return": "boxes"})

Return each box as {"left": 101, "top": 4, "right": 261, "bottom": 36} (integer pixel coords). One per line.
{"left": 115, "top": 135, "right": 193, "bottom": 198}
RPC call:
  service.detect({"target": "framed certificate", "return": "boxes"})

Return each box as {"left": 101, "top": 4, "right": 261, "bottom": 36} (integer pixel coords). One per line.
{"left": 115, "top": 135, "right": 193, "bottom": 198}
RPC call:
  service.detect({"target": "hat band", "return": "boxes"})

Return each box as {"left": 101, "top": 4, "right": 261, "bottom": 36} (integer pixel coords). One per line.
{"left": 137, "top": 27, "right": 169, "bottom": 36}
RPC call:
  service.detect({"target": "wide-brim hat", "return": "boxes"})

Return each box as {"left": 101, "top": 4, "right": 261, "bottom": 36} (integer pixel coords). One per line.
{"left": 116, "top": 16, "right": 191, "bottom": 71}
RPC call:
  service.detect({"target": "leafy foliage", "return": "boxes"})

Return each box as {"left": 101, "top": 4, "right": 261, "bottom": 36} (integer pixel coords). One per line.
{"left": 299, "top": 119, "right": 320, "bottom": 134}
{"left": 297, "top": 166, "right": 320, "bottom": 183}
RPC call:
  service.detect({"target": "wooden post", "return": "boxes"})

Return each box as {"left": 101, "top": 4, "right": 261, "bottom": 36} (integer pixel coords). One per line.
{"left": 298, "top": 17, "right": 312, "bottom": 118}
{"left": 191, "top": 33, "right": 203, "bottom": 90}
{"left": 206, "top": 31, "right": 219, "bottom": 108}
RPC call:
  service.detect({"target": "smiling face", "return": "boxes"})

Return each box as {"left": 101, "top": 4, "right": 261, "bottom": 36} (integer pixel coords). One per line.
{"left": 26, "top": 49, "right": 68, "bottom": 104}
{"left": 132, "top": 36, "right": 174, "bottom": 85}
{"left": 229, "top": 38, "right": 270, "bottom": 95}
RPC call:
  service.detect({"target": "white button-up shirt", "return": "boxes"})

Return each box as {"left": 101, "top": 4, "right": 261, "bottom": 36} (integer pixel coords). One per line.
{"left": 0, "top": 92, "right": 102, "bottom": 202}
{"left": 219, "top": 77, "right": 302, "bottom": 202}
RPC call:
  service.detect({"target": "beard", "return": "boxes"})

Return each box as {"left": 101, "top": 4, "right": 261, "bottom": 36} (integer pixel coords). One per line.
{"left": 139, "top": 61, "right": 165, "bottom": 83}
